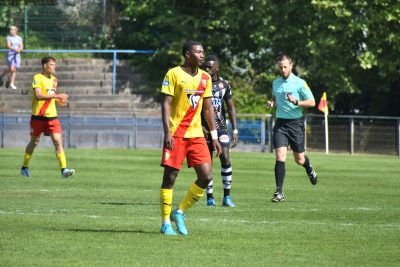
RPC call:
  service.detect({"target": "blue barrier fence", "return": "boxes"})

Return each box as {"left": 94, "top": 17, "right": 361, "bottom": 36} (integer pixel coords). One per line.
{"left": 1, "top": 112, "right": 399, "bottom": 155}
{"left": 0, "top": 49, "right": 156, "bottom": 94}
{"left": 0, "top": 112, "right": 271, "bottom": 151}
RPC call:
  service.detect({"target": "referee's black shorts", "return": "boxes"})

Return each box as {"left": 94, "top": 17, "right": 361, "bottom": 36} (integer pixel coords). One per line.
{"left": 272, "top": 117, "right": 305, "bottom": 153}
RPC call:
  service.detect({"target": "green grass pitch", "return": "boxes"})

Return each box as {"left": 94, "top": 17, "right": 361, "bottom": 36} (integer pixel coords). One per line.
{"left": 0, "top": 148, "right": 399, "bottom": 266}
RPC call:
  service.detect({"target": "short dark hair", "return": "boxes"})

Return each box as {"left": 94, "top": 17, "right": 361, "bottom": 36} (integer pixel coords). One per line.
{"left": 41, "top": 56, "right": 56, "bottom": 66}
{"left": 205, "top": 55, "right": 219, "bottom": 63}
{"left": 276, "top": 52, "right": 292, "bottom": 63}
{"left": 182, "top": 40, "right": 202, "bottom": 57}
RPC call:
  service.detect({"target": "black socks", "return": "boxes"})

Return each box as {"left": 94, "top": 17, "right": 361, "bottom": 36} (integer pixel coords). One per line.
{"left": 275, "top": 161, "right": 285, "bottom": 193}
{"left": 303, "top": 156, "right": 313, "bottom": 173}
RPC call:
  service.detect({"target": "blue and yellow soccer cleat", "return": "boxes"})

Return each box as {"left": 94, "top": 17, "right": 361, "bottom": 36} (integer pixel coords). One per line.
{"left": 61, "top": 168, "right": 75, "bottom": 178}
{"left": 222, "top": 196, "right": 235, "bottom": 207}
{"left": 171, "top": 209, "right": 188, "bottom": 236}
{"left": 207, "top": 197, "right": 216, "bottom": 207}
{"left": 160, "top": 223, "right": 177, "bottom": 236}
{"left": 20, "top": 167, "right": 30, "bottom": 177}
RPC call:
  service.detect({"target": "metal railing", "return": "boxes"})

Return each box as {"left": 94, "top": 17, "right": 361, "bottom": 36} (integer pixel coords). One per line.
{"left": 1, "top": 112, "right": 399, "bottom": 156}
{"left": 0, "top": 49, "right": 156, "bottom": 94}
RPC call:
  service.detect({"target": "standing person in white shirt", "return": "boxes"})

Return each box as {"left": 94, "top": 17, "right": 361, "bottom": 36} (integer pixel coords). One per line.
{"left": 1, "top": 25, "right": 24, "bottom": 90}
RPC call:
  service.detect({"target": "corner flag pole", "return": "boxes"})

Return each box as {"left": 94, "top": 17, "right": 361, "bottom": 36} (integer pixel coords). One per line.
{"left": 318, "top": 92, "right": 329, "bottom": 154}
{"left": 324, "top": 104, "right": 329, "bottom": 154}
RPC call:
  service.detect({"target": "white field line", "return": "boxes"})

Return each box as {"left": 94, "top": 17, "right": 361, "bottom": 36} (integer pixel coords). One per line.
{"left": 0, "top": 188, "right": 127, "bottom": 192}
{"left": 0, "top": 210, "right": 400, "bottom": 228}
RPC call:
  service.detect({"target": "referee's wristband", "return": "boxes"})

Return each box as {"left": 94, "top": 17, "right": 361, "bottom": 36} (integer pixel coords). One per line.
{"left": 210, "top": 130, "right": 218, "bottom": 140}
{"left": 233, "top": 129, "right": 239, "bottom": 134}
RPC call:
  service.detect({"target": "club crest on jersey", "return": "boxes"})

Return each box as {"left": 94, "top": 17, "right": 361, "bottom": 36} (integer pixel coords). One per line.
{"left": 53, "top": 79, "right": 58, "bottom": 88}
{"left": 218, "top": 82, "right": 224, "bottom": 89}
{"left": 188, "top": 94, "right": 201, "bottom": 109}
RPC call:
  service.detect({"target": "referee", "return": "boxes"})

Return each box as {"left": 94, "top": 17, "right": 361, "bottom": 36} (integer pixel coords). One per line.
{"left": 266, "top": 53, "right": 318, "bottom": 202}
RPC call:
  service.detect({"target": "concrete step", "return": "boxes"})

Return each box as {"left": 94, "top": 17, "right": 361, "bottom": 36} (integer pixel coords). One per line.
{"left": 0, "top": 93, "right": 154, "bottom": 100}
{"left": 11, "top": 80, "right": 112, "bottom": 87}
{"left": 11, "top": 65, "right": 113, "bottom": 73}
{"left": 0, "top": 94, "right": 159, "bottom": 109}
{"left": 0, "top": 57, "right": 157, "bottom": 114}
{"left": 18, "top": 58, "right": 135, "bottom": 67}
{"left": 11, "top": 72, "right": 114, "bottom": 81}
{"left": 0, "top": 86, "right": 113, "bottom": 95}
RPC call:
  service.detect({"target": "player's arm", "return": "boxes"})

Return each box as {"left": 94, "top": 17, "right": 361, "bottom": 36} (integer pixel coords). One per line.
{"left": 33, "top": 88, "right": 68, "bottom": 102}
{"left": 266, "top": 96, "right": 276, "bottom": 108}
{"left": 287, "top": 92, "right": 315, "bottom": 108}
{"left": 225, "top": 98, "right": 239, "bottom": 148}
{"left": 287, "top": 83, "right": 316, "bottom": 108}
{"left": 161, "top": 94, "right": 173, "bottom": 150}
{"left": 203, "top": 97, "right": 222, "bottom": 156}
{"left": 296, "top": 98, "right": 315, "bottom": 108}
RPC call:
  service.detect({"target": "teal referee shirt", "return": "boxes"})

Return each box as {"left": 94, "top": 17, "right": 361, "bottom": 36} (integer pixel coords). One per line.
{"left": 272, "top": 73, "right": 314, "bottom": 119}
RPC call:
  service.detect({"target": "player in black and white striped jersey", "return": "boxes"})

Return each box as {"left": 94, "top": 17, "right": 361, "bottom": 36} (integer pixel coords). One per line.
{"left": 202, "top": 55, "right": 239, "bottom": 207}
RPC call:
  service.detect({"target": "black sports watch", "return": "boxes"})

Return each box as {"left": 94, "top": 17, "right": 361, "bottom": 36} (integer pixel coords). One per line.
{"left": 294, "top": 100, "right": 299, "bottom": 106}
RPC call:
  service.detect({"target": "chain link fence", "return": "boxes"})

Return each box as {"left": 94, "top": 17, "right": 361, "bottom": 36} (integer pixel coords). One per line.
{"left": 0, "top": 2, "right": 107, "bottom": 49}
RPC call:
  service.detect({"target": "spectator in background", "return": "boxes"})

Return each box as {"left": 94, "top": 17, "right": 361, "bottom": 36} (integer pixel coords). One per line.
{"left": 1, "top": 25, "right": 23, "bottom": 90}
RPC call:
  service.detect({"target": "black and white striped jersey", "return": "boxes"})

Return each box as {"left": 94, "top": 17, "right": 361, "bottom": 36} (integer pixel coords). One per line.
{"left": 202, "top": 77, "right": 232, "bottom": 132}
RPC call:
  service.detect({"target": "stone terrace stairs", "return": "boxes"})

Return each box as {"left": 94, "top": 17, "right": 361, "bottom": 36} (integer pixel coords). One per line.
{"left": 0, "top": 58, "right": 159, "bottom": 115}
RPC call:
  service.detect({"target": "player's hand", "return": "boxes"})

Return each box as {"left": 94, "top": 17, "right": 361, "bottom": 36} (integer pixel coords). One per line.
{"left": 286, "top": 93, "right": 296, "bottom": 104}
{"left": 231, "top": 133, "right": 239, "bottom": 149}
{"left": 212, "top": 139, "right": 222, "bottom": 157}
{"left": 57, "top": 93, "right": 69, "bottom": 103}
{"left": 164, "top": 132, "right": 173, "bottom": 150}
{"left": 266, "top": 100, "right": 274, "bottom": 109}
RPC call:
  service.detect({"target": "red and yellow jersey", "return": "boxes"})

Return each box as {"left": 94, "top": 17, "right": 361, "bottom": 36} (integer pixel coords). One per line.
{"left": 31, "top": 73, "right": 58, "bottom": 117}
{"left": 161, "top": 66, "right": 212, "bottom": 138}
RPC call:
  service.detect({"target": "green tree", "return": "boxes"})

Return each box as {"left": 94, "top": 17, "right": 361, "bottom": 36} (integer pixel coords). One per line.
{"left": 112, "top": 0, "right": 400, "bottom": 115}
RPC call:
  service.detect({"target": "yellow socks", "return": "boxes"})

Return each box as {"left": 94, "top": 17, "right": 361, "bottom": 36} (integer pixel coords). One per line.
{"left": 160, "top": 188, "right": 173, "bottom": 223}
{"left": 56, "top": 152, "right": 67, "bottom": 169}
{"left": 22, "top": 153, "right": 32, "bottom": 168}
{"left": 178, "top": 182, "right": 205, "bottom": 212}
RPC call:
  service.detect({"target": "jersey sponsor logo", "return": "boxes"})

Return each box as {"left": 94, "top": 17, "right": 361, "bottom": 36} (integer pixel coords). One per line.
{"left": 162, "top": 80, "right": 169, "bottom": 86}
{"left": 219, "top": 134, "right": 230, "bottom": 144}
{"left": 185, "top": 89, "right": 204, "bottom": 94}
{"left": 212, "top": 96, "right": 222, "bottom": 111}
{"left": 48, "top": 88, "right": 56, "bottom": 95}
{"left": 188, "top": 94, "right": 201, "bottom": 109}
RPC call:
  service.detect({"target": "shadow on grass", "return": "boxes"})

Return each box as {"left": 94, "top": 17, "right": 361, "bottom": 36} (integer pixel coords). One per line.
{"left": 61, "top": 228, "right": 158, "bottom": 235}
{"left": 97, "top": 202, "right": 158, "bottom": 206}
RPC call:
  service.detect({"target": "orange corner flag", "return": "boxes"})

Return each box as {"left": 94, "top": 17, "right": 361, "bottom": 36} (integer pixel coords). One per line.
{"left": 318, "top": 92, "right": 328, "bottom": 114}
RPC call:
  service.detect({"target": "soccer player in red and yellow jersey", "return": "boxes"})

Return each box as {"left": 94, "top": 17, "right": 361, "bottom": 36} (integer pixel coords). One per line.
{"left": 159, "top": 40, "right": 222, "bottom": 236}
{"left": 20, "top": 56, "right": 75, "bottom": 178}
